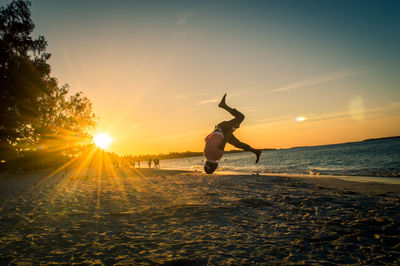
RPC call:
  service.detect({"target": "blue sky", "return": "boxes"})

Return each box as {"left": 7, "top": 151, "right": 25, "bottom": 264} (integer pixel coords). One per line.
{"left": 20, "top": 0, "right": 400, "bottom": 154}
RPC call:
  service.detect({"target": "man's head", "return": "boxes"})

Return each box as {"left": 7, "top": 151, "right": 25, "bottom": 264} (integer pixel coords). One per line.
{"left": 204, "top": 160, "right": 218, "bottom": 174}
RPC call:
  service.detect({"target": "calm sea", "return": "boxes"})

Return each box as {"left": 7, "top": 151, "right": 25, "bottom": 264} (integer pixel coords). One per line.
{"left": 161, "top": 137, "right": 400, "bottom": 180}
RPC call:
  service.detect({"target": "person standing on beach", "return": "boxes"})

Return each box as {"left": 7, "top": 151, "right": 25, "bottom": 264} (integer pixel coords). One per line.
{"left": 204, "top": 93, "right": 261, "bottom": 174}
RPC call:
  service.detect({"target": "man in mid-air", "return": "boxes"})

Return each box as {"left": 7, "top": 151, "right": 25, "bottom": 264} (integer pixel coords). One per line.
{"left": 204, "top": 93, "right": 262, "bottom": 174}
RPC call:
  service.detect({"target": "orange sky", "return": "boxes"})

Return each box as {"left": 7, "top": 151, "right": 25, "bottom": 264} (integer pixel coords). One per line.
{"left": 30, "top": 1, "right": 400, "bottom": 155}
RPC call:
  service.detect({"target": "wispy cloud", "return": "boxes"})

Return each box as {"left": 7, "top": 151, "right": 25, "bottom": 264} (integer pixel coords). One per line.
{"left": 251, "top": 115, "right": 296, "bottom": 126}
{"left": 197, "top": 98, "right": 218, "bottom": 105}
{"left": 228, "top": 89, "right": 248, "bottom": 97}
{"left": 262, "top": 68, "right": 367, "bottom": 95}
{"left": 176, "top": 11, "right": 194, "bottom": 26}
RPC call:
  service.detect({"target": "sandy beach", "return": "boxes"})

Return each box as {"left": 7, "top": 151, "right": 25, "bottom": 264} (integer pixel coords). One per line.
{"left": 0, "top": 168, "right": 399, "bottom": 265}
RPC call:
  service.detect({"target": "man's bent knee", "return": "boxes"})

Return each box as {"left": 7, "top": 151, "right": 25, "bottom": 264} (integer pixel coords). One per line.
{"left": 235, "top": 111, "right": 245, "bottom": 124}
{"left": 238, "top": 113, "right": 245, "bottom": 122}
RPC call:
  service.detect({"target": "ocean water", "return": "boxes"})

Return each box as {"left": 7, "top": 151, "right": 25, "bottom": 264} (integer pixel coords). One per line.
{"left": 161, "top": 137, "right": 400, "bottom": 179}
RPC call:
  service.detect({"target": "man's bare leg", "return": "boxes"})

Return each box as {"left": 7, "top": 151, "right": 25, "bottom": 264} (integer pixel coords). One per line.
{"left": 228, "top": 134, "right": 261, "bottom": 163}
{"left": 217, "top": 93, "right": 261, "bottom": 163}
{"left": 218, "top": 93, "right": 245, "bottom": 127}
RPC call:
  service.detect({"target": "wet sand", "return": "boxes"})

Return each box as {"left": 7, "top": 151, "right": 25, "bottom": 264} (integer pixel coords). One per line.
{"left": 0, "top": 168, "right": 399, "bottom": 265}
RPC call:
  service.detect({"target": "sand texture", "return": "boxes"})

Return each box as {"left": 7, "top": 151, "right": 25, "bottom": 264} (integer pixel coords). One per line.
{"left": 0, "top": 168, "right": 399, "bottom": 265}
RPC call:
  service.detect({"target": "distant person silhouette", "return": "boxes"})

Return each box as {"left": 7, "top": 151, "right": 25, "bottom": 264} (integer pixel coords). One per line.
{"left": 204, "top": 93, "right": 261, "bottom": 174}
{"left": 153, "top": 158, "right": 160, "bottom": 169}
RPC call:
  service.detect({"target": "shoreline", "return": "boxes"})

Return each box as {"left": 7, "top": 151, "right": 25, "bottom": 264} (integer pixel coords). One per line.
{"left": 162, "top": 167, "right": 400, "bottom": 186}
{"left": 217, "top": 171, "right": 400, "bottom": 195}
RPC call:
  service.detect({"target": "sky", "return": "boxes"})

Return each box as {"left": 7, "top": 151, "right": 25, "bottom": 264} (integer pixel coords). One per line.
{"left": 21, "top": 0, "right": 400, "bottom": 154}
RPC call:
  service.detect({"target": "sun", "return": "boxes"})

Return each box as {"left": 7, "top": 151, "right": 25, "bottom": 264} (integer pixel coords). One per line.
{"left": 93, "top": 133, "right": 112, "bottom": 149}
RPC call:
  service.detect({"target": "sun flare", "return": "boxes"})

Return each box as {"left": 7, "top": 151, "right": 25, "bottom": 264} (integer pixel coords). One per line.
{"left": 93, "top": 133, "right": 112, "bottom": 149}
{"left": 295, "top": 116, "right": 307, "bottom": 122}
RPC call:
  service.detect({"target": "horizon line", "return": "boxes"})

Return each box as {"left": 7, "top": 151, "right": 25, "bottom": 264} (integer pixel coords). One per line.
{"left": 114, "top": 135, "right": 400, "bottom": 158}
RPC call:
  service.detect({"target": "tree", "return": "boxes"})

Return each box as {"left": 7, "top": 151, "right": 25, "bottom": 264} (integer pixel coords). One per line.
{"left": 35, "top": 83, "right": 96, "bottom": 156}
{"left": 0, "top": 0, "right": 96, "bottom": 165}
{"left": 0, "top": 0, "right": 51, "bottom": 159}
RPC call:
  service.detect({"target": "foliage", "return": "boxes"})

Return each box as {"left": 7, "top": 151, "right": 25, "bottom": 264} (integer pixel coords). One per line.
{"left": 0, "top": 0, "right": 49, "bottom": 157}
{"left": 34, "top": 83, "right": 96, "bottom": 156}
{"left": 0, "top": 0, "right": 96, "bottom": 169}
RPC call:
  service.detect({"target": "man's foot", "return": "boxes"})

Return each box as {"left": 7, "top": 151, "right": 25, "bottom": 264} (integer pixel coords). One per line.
{"left": 255, "top": 149, "right": 262, "bottom": 163}
{"left": 218, "top": 93, "right": 227, "bottom": 108}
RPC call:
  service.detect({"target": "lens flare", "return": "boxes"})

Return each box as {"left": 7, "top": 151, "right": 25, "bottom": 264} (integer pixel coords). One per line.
{"left": 295, "top": 116, "right": 306, "bottom": 122}
{"left": 93, "top": 133, "right": 112, "bottom": 149}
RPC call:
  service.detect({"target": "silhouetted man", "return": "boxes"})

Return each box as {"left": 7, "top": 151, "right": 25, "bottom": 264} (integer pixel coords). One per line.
{"left": 204, "top": 93, "right": 261, "bottom": 174}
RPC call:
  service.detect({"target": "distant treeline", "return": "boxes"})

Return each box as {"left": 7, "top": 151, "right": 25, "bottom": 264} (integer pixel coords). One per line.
{"left": 90, "top": 149, "right": 253, "bottom": 170}
{"left": 115, "top": 149, "right": 277, "bottom": 165}
{"left": 363, "top": 136, "right": 400, "bottom": 142}
{"left": 120, "top": 149, "right": 247, "bottom": 162}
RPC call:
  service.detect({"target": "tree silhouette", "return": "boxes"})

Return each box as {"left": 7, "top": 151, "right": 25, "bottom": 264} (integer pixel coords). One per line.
{"left": 35, "top": 84, "right": 96, "bottom": 157}
{"left": 0, "top": 0, "right": 50, "bottom": 158}
{"left": 0, "top": 0, "right": 96, "bottom": 166}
